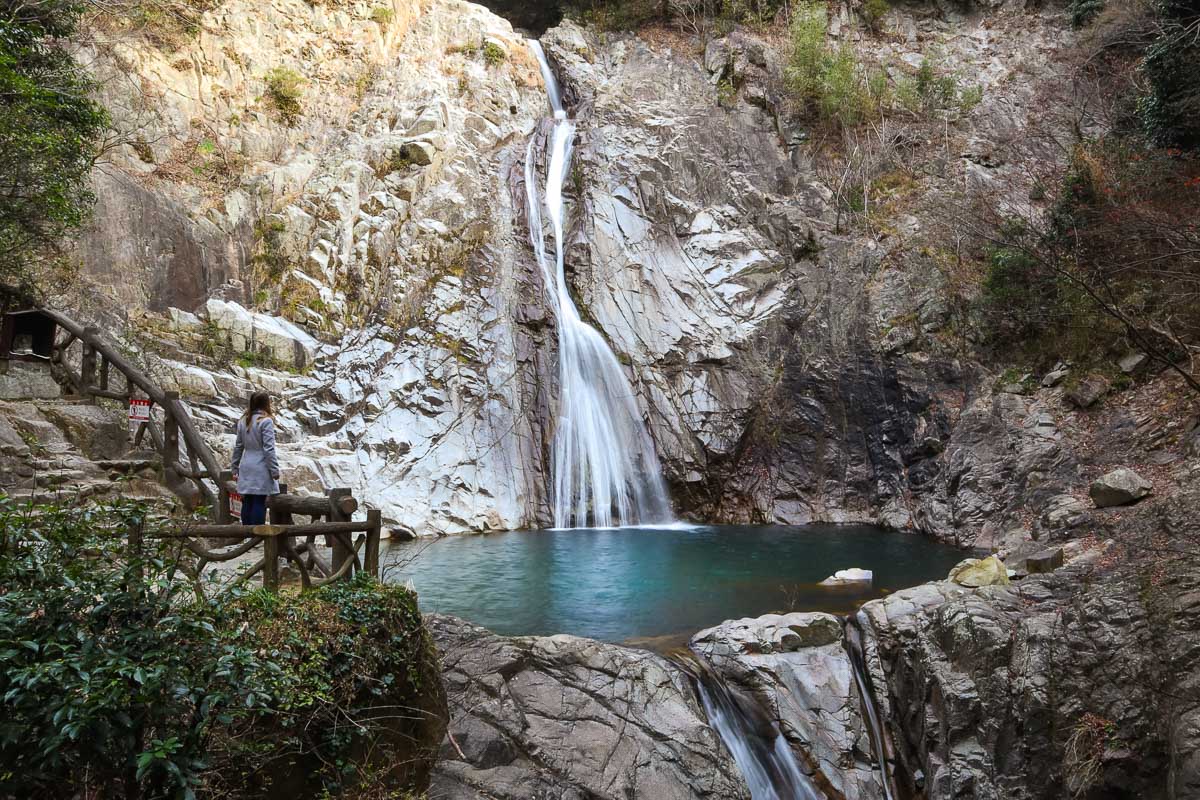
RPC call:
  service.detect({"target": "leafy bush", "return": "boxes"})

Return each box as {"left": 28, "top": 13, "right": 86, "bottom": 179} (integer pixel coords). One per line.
{"left": 1139, "top": 0, "right": 1200, "bottom": 148}
{"left": 860, "top": 0, "right": 889, "bottom": 30}
{"left": 369, "top": 5, "right": 394, "bottom": 25}
{"left": 979, "top": 240, "right": 1061, "bottom": 344}
{"left": 0, "top": 0, "right": 108, "bottom": 298}
{"left": 0, "top": 498, "right": 446, "bottom": 799}
{"left": 482, "top": 40, "right": 507, "bottom": 66}
{"left": 971, "top": 140, "right": 1200, "bottom": 382}
{"left": 264, "top": 67, "right": 304, "bottom": 126}
{"left": 785, "top": 4, "right": 978, "bottom": 127}
{"left": 1070, "top": 0, "right": 1105, "bottom": 26}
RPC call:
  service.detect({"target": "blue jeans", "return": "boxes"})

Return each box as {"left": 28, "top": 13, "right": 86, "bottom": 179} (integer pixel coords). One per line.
{"left": 241, "top": 494, "right": 268, "bottom": 526}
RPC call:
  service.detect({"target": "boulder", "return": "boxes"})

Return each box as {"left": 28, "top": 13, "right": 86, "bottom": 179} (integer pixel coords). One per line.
{"left": 0, "top": 361, "right": 61, "bottom": 401}
{"left": 167, "top": 306, "right": 202, "bottom": 332}
{"left": 820, "top": 567, "right": 874, "bottom": 586}
{"left": 1066, "top": 373, "right": 1110, "bottom": 408}
{"left": 203, "top": 299, "right": 319, "bottom": 369}
{"left": 1041, "top": 363, "right": 1070, "bottom": 387}
{"left": 402, "top": 140, "right": 436, "bottom": 166}
{"left": 1090, "top": 467, "right": 1152, "bottom": 507}
{"left": 1118, "top": 352, "right": 1148, "bottom": 374}
{"left": 948, "top": 555, "right": 1010, "bottom": 587}
{"left": 692, "top": 612, "right": 843, "bottom": 655}
{"left": 159, "top": 361, "right": 220, "bottom": 398}
{"left": 1025, "top": 547, "right": 1064, "bottom": 574}
{"left": 40, "top": 404, "right": 129, "bottom": 460}
{"left": 691, "top": 613, "right": 885, "bottom": 799}
{"left": 1038, "top": 493, "right": 1088, "bottom": 534}
{"left": 428, "top": 615, "right": 749, "bottom": 800}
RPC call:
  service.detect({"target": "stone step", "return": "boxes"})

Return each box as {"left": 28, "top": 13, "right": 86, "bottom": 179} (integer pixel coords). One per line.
{"left": 33, "top": 469, "right": 94, "bottom": 488}
{"left": 6, "top": 483, "right": 112, "bottom": 505}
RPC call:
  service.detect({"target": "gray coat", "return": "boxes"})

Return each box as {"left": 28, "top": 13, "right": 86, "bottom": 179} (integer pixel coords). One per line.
{"left": 231, "top": 412, "right": 280, "bottom": 495}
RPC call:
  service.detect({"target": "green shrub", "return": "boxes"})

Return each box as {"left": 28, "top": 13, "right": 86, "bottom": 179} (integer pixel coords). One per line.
{"left": 370, "top": 5, "right": 394, "bottom": 25}
{"left": 784, "top": 1, "right": 828, "bottom": 103}
{"left": 251, "top": 216, "right": 288, "bottom": 284}
{"left": 482, "top": 40, "right": 506, "bottom": 66}
{"left": 0, "top": 498, "right": 446, "bottom": 799}
{"left": 0, "top": 499, "right": 263, "bottom": 798}
{"left": 1069, "top": 0, "right": 1105, "bottom": 25}
{"left": 786, "top": 5, "right": 881, "bottom": 126}
{"left": 785, "top": 8, "right": 980, "bottom": 127}
{"left": 819, "top": 45, "right": 870, "bottom": 125}
{"left": 861, "top": 0, "right": 889, "bottom": 30}
{"left": 264, "top": 66, "right": 304, "bottom": 126}
{"left": 1139, "top": 0, "right": 1200, "bottom": 148}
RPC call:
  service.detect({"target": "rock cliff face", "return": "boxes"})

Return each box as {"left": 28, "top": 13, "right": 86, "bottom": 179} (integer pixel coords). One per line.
{"left": 534, "top": 11, "right": 1073, "bottom": 542}
{"left": 71, "top": 0, "right": 1085, "bottom": 539}
{"left": 857, "top": 485, "right": 1200, "bottom": 800}
{"left": 75, "top": 0, "right": 559, "bottom": 534}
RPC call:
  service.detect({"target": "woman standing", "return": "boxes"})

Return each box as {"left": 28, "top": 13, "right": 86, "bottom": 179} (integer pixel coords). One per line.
{"left": 231, "top": 392, "right": 280, "bottom": 525}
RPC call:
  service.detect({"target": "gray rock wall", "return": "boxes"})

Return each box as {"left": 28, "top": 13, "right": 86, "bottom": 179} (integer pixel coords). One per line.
{"left": 858, "top": 487, "right": 1200, "bottom": 799}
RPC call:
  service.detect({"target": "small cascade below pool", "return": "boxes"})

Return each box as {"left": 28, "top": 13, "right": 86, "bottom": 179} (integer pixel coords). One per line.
{"left": 677, "top": 651, "right": 824, "bottom": 800}
{"left": 524, "top": 40, "right": 673, "bottom": 530}
{"left": 845, "top": 611, "right": 899, "bottom": 800}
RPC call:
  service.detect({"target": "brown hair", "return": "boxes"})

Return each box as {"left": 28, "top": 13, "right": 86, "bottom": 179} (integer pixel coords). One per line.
{"left": 243, "top": 391, "right": 273, "bottom": 424}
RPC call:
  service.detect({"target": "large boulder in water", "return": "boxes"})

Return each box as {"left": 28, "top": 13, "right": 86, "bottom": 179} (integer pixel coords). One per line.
{"left": 427, "top": 614, "right": 749, "bottom": 800}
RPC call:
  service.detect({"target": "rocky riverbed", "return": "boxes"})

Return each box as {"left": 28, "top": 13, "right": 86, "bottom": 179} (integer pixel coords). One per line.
{"left": 425, "top": 475, "right": 1200, "bottom": 800}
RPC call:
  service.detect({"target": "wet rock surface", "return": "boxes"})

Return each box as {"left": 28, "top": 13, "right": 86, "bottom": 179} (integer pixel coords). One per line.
{"left": 691, "top": 614, "right": 885, "bottom": 800}
{"left": 427, "top": 614, "right": 750, "bottom": 800}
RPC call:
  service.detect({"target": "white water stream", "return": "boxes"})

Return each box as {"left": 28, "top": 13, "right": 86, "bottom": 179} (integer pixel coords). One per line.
{"left": 684, "top": 653, "right": 823, "bottom": 800}
{"left": 524, "top": 40, "right": 673, "bottom": 530}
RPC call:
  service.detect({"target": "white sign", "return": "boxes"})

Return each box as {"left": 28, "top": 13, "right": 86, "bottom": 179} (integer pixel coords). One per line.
{"left": 128, "top": 398, "right": 151, "bottom": 434}
{"left": 229, "top": 491, "right": 242, "bottom": 521}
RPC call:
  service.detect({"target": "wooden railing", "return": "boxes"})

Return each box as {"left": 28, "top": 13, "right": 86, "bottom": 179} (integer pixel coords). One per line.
{"left": 153, "top": 483, "right": 383, "bottom": 595}
{"left": 44, "top": 309, "right": 383, "bottom": 593}
{"left": 44, "top": 308, "right": 225, "bottom": 514}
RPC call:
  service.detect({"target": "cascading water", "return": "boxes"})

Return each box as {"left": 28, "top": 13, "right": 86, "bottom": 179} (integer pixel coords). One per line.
{"left": 524, "top": 40, "right": 673, "bottom": 530}
{"left": 845, "top": 611, "right": 899, "bottom": 800}
{"left": 676, "top": 651, "right": 823, "bottom": 800}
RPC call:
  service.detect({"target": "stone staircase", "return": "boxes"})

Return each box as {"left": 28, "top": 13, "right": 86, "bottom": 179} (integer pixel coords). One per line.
{"left": 0, "top": 397, "right": 177, "bottom": 508}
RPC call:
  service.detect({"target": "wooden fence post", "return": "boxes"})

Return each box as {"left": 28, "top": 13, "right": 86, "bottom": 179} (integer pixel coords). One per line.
{"left": 81, "top": 326, "right": 100, "bottom": 397}
{"left": 364, "top": 509, "right": 382, "bottom": 579}
{"left": 262, "top": 532, "right": 279, "bottom": 590}
{"left": 272, "top": 484, "right": 295, "bottom": 579}
{"left": 217, "top": 469, "right": 234, "bottom": 525}
{"left": 163, "top": 391, "right": 180, "bottom": 472}
{"left": 328, "top": 488, "right": 353, "bottom": 581}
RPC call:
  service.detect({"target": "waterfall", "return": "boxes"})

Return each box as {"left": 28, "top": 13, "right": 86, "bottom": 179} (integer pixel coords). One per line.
{"left": 845, "top": 611, "right": 899, "bottom": 800}
{"left": 676, "top": 651, "right": 824, "bottom": 800}
{"left": 524, "top": 40, "right": 673, "bottom": 530}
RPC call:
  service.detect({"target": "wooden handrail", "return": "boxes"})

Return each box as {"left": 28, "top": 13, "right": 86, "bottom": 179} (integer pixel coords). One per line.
{"left": 165, "top": 520, "right": 375, "bottom": 538}
{"left": 42, "top": 307, "right": 225, "bottom": 516}
{"left": 42, "top": 308, "right": 166, "bottom": 404}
